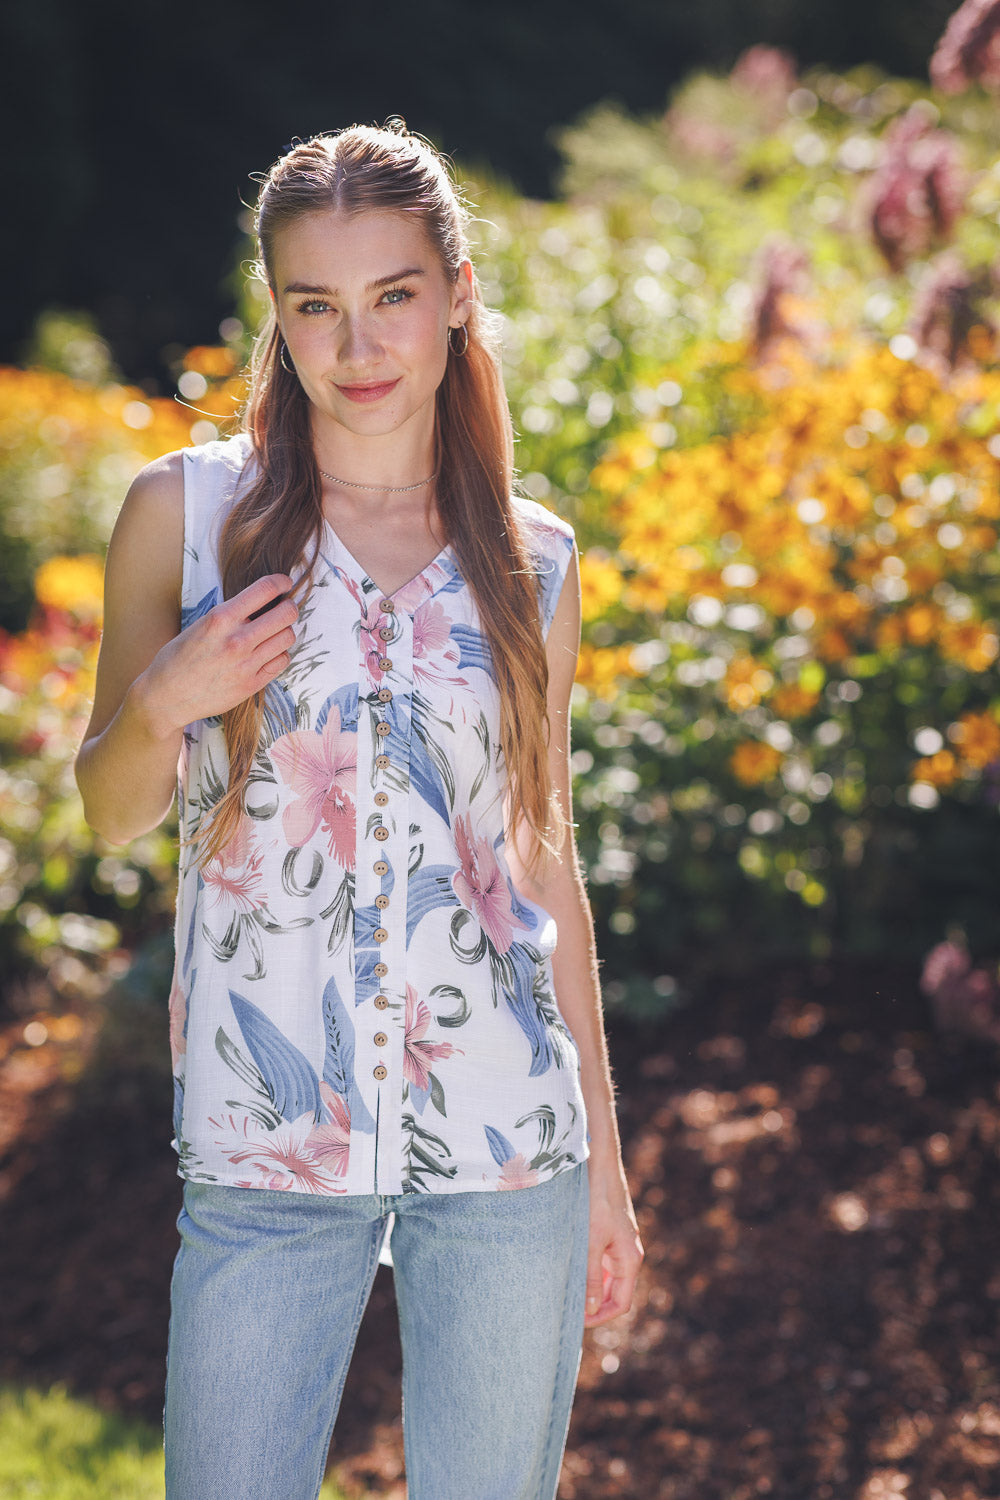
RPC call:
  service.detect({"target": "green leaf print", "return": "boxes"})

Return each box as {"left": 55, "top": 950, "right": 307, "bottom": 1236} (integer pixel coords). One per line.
{"left": 282, "top": 846, "right": 324, "bottom": 897}
{"left": 431, "top": 983, "right": 470, "bottom": 1029}
{"left": 319, "top": 872, "right": 355, "bottom": 954}
{"left": 449, "top": 908, "right": 488, "bottom": 967}
{"left": 428, "top": 1072, "right": 447, "bottom": 1118}
{"left": 467, "top": 711, "right": 492, "bottom": 804}
{"left": 215, "top": 1026, "right": 281, "bottom": 1128}
{"left": 401, "top": 1114, "right": 458, "bottom": 1191}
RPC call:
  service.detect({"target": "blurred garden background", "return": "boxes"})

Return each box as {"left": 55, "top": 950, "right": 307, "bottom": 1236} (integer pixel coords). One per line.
{"left": 2, "top": 1, "right": 1000, "bottom": 1496}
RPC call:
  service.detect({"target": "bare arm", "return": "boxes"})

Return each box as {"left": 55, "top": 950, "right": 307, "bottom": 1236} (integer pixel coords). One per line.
{"left": 75, "top": 451, "right": 298, "bottom": 845}
{"left": 510, "top": 547, "right": 644, "bottom": 1327}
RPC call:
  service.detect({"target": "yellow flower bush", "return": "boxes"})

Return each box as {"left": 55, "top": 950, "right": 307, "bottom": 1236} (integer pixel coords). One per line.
{"left": 34, "top": 555, "right": 104, "bottom": 621}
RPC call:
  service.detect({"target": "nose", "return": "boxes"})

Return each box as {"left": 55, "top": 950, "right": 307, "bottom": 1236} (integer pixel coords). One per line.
{"left": 337, "top": 313, "right": 382, "bottom": 368}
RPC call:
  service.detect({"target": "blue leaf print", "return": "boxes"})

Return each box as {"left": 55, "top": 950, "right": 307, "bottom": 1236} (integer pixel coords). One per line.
{"left": 386, "top": 699, "right": 450, "bottom": 825}
{"left": 435, "top": 557, "right": 465, "bottom": 595}
{"left": 496, "top": 844, "right": 539, "bottom": 933}
{"left": 181, "top": 900, "right": 198, "bottom": 979}
{"left": 317, "top": 683, "right": 359, "bottom": 733}
{"left": 409, "top": 1079, "right": 431, "bottom": 1116}
{"left": 322, "top": 974, "right": 376, "bottom": 1133}
{"left": 485, "top": 1124, "right": 516, "bottom": 1166}
{"left": 449, "top": 622, "right": 493, "bottom": 674}
{"left": 229, "top": 990, "right": 323, "bottom": 1123}
{"left": 262, "top": 679, "right": 298, "bottom": 740}
{"left": 502, "top": 944, "right": 556, "bottom": 1078}
{"left": 405, "top": 866, "right": 460, "bottom": 943}
{"left": 180, "top": 587, "right": 219, "bottom": 630}
{"left": 535, "top": 555, "right": 564, "bottom": 634}
{"left": 353, "top": 902, "right": 384, "bottom": 997}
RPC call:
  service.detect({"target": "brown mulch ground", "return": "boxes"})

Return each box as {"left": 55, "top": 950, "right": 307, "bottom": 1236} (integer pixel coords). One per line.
{"left": 1, "top": 957, "right": 999, "bottom": 1500}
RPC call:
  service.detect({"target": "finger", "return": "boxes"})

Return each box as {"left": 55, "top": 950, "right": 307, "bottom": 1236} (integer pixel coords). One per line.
{"left": 247, "top": 602, "right": 299, "bottom": 654}
{"left": 238, "top": 574, "right": 295, "bottom": 621}
{"left": 251, "top": 625, "right": 297, "bottom": 675}
{"left": 254, "top": 647, "right": 294, "bottom": 688}
{"left": 585, "top": 1247, "right": 605, "bottom": 1322}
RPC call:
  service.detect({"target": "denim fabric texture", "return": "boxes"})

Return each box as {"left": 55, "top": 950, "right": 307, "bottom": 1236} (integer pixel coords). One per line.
{"left": 164, "top": 1161, "right": 589, "bottom": 1500}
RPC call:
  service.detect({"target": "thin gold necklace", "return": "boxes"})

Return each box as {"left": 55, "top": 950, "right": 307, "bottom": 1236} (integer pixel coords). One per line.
{"left": 318, "top": 467, "right": 437, "bottom": 494}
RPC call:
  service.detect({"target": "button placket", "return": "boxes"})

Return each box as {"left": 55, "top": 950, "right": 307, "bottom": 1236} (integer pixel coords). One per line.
{"left": 355, "top": 593, "right": 414, "bottom": 1193}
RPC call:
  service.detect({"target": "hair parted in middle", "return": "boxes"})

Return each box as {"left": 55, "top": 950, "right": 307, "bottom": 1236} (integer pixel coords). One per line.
{"left": 197, "top": 122, "right": 564, "bottom": 872}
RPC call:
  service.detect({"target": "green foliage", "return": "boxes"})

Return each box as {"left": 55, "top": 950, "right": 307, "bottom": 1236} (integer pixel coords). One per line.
{"left": 0, "top": 1386, "right": 354, "bottom": 1498}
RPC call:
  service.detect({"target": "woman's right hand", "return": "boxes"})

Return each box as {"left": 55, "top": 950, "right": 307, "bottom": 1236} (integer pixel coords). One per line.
{"left": 136, "top": 573, "right": 298, "bottom": 741}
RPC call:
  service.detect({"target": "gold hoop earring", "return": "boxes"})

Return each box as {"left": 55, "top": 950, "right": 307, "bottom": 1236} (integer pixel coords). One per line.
{"left": 448, "top": 324, "right": 469, "bottom": 357}
{"left": 279, "top": 341, "right": 295, "bottom": 374}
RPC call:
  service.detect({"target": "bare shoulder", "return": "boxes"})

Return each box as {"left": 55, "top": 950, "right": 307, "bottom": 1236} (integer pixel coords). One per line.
{"left": 117, "top": 449, "right": 185, "bottom": 530}
{"left": 108, "top": 449, "right": 186, "bottom": 600}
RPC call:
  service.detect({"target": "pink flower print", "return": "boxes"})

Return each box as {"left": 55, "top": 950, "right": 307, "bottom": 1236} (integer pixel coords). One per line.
{"left": 413, "top": 599, "right": 450, "bottom": 657}
{"left": 168, "top": 969, "right": 187, "bottom": 1064}
{"left": 452, "top": 815, "right": 528, "bottom": 954}
{"left": 202, "top": 813, "right": 267, "bottom": 918}
{"left": 411, "top": 599, "right": 466, "bottom": 693}
{"left": 393, "top": 570, "right": 439, "bottom": 615}
{"left": 403, "top": 984, "right": 458, "bottom": 1092}
{"left": 270, "top": 707, "right": 357, "bottom": 868}
{"left": 305, "top": 1082, "right": 351, "bottom": 1177}
{"left": 498, "top": 1152, "right": 541, "bottom": 1191}
{"left": 210, "top": 1111, "right": 345, "bottom": 1194}
{"left": 341, "top": 574, "right": 390, "bottom": 688}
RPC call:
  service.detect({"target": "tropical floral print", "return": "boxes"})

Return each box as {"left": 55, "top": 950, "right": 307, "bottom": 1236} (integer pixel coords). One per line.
{"left": 170, "top": 435, "right": 588, "bottom": 1196}
{"left": 270, "top": 706, "right": 358, "bottom": 864}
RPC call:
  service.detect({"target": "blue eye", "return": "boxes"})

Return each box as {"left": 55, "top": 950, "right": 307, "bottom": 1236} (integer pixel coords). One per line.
{"left": 296, "top": 299, "right": 329, "bottom": 316}
{"left": 382, "top": 286, "right": 414, "bottom": 306}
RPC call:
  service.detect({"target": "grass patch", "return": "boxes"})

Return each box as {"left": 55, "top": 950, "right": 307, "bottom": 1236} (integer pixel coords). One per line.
{"left": 0, "top": 1386, "right": 354, "bottom": 1498}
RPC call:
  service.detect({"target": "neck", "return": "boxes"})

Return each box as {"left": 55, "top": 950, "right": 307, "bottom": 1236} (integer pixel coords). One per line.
{"left": 310, "top": 409, "right": 436, "bottom": 493}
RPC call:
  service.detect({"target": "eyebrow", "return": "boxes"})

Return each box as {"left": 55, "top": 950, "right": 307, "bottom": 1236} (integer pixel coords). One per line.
{"left": 282, "top": 267, "right": 426, "bottom": 295}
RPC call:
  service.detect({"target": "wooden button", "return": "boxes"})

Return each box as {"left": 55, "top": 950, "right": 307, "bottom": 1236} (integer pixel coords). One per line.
{"left": 374, "top": 791, "right": 389, "bottom": 807}
{"left": 380, "top": 599, "right": 395, "bottom": 613}
{"left": 374, "top": 994, "right": 389, "bottom": 1009}
{"left": 375, "top": 894, "right": 389, "bottom": 910}
{"left": 373, "top": 860, "right": 389, "bottom": 876}
{"left": 379, "top": 626, "right": 393, "bottom": 641}
{"left": 377, "top": 688, "right": 393, "bottom": 704}
{"left": 374, "top": 1032, "right": 388, "bottom": 1046}
{"left": 375, "top": 755, "right": 390, "bottom": 770}
{"left": 378, "top": 658, "right": 392, "bottom": 671}
{"left": 374, "top": 962, "right": 388, "bottom": 978}
{"left": 376, "top": 722, "right": 391, "bottom": 737}
{"left": 373, "top": 927, "right": 388, "bottom": 943}
{"left": 373, "top": 1065, "right": 387, "bottom": 1081}
{"left": 374, "top": 826, "right": 389, "bottom": 842}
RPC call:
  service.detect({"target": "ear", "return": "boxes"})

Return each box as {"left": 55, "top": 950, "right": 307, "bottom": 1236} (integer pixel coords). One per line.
{"left": 450, "top": 259, "right": 474, "bottom": 325}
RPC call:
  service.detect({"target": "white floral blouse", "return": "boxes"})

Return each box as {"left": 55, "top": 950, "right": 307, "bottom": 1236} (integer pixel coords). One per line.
{"left": 168, "top": 434, "right": 589, "bottom": 1196}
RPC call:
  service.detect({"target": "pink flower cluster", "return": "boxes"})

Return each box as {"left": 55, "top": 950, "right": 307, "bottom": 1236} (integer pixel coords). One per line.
{"left": 931, "top": 0, "right": 1000, "bottom": 93}
{"left": 909, "top": 251, "right": 997, "bottom": 372}
{"left": 730, "top": 45, "right": 798, "bottom": 125}
{"left": 864, "top": 105, "right": 966, "bottom": 272}
{"left": 920, "top": 939, "right": 1000, "bottom": 1043}
{"left": 747, "top": 237, "right": 814, "bottom": 360}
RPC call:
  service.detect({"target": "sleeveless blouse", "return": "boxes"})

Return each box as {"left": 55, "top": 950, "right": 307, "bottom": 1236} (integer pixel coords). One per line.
{"left": 168, "top": 434, "right": 589, "bottom": 1197}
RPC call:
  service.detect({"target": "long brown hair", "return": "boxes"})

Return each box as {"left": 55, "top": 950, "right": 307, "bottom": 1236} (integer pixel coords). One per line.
{"left": 197, "top": 124, "right": 563, "bottom": 870}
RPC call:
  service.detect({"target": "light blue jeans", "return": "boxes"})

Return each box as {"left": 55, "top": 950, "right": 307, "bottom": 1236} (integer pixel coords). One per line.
{"left": 164, "top": 1163, "right": 589, "bottom": 1500}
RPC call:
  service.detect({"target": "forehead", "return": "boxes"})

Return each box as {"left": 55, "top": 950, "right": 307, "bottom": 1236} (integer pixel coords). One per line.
{"left": 271, "top": 209, "right": 439, "bottom": 286}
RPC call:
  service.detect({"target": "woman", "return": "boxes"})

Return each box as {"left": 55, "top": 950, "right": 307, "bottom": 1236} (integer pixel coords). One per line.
{"left": 76, "top": 121, "right": 642, "bottom": 1500}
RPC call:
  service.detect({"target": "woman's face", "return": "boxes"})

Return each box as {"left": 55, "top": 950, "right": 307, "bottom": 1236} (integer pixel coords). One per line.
{"left": 271, "top": 209, "right": 472, "bottom": 445}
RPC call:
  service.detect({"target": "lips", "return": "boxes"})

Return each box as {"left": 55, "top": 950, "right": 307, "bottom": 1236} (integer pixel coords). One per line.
{"left": 335, "top": 379, "right": 400, "bottom": 404}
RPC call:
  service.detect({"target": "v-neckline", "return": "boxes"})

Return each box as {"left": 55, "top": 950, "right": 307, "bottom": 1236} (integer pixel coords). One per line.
{"left": 320, "top": 516, "right": 452, "bottom": 605}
